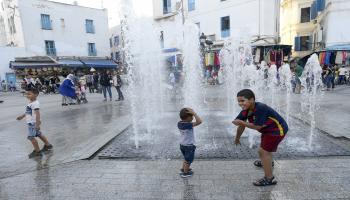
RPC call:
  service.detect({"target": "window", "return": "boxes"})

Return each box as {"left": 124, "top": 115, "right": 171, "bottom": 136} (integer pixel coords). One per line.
{"left": 221, "top": 16, "right": 230, "bottom": 38}
{"left": 41, "top": 14, "right": 52, "bottom": 30}
{"left": 188, "top": 0, "right": 195, "bottom": 11}
{"left": 160, "top": 31, "right": 164, "bottom": 48}
{"left": 45, "top": 40, "right": 56, "bottom": 56}
{"left": 88, "top": 43, "right": 97, "bottom": 56}
{"left": 163, "top": 0, "right": 171, "bottom": 14}
{"left": 60, "top": 18, "right": 65, "bottom": 28}
{"left": 300, "top": 7, "right": 310, "bottom": 23}
{"left": 109, "top": 38, "right": 113, "bottom": 47}
{"left": 294, "top": 36, "right": 312, "bottom": 51}
{"left": 195, "top": 22, "right": 200, "bottom": 29}
{"left": 85, "top": 19, "right": 95, "bottom": 33}
{"left": 114, "top": 36, "right": 119, "bottom": 46}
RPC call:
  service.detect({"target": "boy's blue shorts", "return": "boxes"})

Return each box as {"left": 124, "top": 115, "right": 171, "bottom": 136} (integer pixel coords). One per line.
{"left": 180, "top": 144, "right": 196, "bottom": 164}
{"left": 27, "top": 123, "right": 42, "bottom": 140}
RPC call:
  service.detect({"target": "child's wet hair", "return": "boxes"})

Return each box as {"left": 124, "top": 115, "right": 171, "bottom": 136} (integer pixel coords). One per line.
{"left": 179, "top": 108, "right": 193, "bottom": 120}
{"left": 26, "top": 88, "right": 39, "bottom": 95}
{"left": 237, "top": 89, "right": 255, "bottom": 100}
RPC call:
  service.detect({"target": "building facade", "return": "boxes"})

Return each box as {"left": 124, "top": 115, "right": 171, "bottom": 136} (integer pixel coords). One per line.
{"left": 0, "top": 0, "right": 111, "bottom": 80}
{"left": 109, "top": 25, "right": 122, "bottom": 63}
{"left": 153, "top": 0, "right": 281, "bottom": 50}
{"left": 281, "top": 0, "right": 350, "bottom": 58}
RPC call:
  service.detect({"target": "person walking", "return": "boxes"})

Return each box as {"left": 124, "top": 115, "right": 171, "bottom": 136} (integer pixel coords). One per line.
{"left": 113, "top": 72, "right": 124, "bottom": 101}
{"left": 100, "top": 71, "right": 112, "bottom": 101}
{"left": 58, "top": 74, "right": 76, "bottom": 106}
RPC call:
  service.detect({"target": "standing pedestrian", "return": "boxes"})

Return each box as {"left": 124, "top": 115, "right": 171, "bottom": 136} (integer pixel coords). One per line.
{"left": 93, "top": 72, "right": 99, "bottom": 93}
{"left": 100, "top": 71, "right": 112, "bottom": 101}
{"left": 86, "top": 73, "right": 94, "bottom": 93}
{"left": 113, "top": 72, "right": 124, "bottom": 101}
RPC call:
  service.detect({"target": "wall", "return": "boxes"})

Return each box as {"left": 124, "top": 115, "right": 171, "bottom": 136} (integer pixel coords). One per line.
{"left": 153, "top": 0, "right": 280, "bottom": 49}
{"left": 322, "top": 0, "right": 350, "bottom": 47}
{"left": 17, "top": 0, "right": 110, "bottom": 57}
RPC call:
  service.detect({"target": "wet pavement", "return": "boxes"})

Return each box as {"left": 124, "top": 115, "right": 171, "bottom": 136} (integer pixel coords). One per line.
{"left": 0, "top": 158, "right": 349, "bottom": 200}
{"left": 289, "top": 85, "right": 350, "bottom": 139}
{"left": 0, "top": 92, "right": 131, "bottom": 178}
{"left": 1, "top": 86, "right": 350, "bottom": 199}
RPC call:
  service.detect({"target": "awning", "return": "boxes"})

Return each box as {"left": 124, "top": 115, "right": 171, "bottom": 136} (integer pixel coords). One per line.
{"left": 80, "top": 59, "right": 118, "bottom": 69}
{"left": 325, "top": 44, "right": 350, "bottom": 51}
{"left": 10, "top": 62, "right": 60, "bottom": 69}
{"left": 57, "top": 59, "right": 84, "bottom": 67}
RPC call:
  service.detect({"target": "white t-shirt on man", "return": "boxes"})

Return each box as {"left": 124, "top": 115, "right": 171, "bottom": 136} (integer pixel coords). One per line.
{"left": 339, "top": 68, "right": 347, "bottom": 76}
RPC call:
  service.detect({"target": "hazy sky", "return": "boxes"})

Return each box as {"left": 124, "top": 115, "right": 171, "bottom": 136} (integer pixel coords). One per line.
{"left": 51, "top": 0, "right": 154, "bottom": 27}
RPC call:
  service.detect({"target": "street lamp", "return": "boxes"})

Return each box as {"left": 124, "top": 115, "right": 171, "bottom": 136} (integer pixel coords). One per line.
{"left": 200, "top": 33, "right": 213, "bottom": 52}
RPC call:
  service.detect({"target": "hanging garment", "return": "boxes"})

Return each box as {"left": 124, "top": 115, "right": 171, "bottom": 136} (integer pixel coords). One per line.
{"left": 214, "top": 52, "right": 220, "bottom": 66}
{"left": 342, "top": 51, "right": 347, "bottom": 64}
{"left": 270, "top": 51, "right": 276, "bottom": 62}
{"left": 205, "top": 53, "right": 213, "bottom": 66}
{"left": 319, "top": 52, "right": 323, "bottom": 64}
{"left": 325, "top": 52, "right": 331, "bottom": 65}
{"left": 330, "top": 52, "right": 336, "bottom": 65}
{"left": 205, "top": 53, "right": 208, "bottom": 66}
{"left": 255, "top": 48, "right": 261, "bottom": 63}
{"left": 276, "top": 50, "right": 282, "bottom": 67}
{"left": 335, "top": 51, "right": 343, "bottom": 64}
{"left": 264, "top": 50, "right": 271, "bottom": 63}
{"left": 347, "top": 52, "right": 350, "bottom": 65}
{"left": 320, "top": 52, "right": 325, "bottom": 65}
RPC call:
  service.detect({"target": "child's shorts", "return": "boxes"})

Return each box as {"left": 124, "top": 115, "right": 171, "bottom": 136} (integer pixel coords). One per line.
{"left": 180, "top": 144, "right": 196, "bottom": 164}
{"left": 27, "top": 123, "right": 42, "bottom": 140}
{"left": 261, "top": 134, "right": 285, "bottom": 152}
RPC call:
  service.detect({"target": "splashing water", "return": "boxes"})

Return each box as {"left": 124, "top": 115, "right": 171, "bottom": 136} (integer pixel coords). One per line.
{"left": 120, "top": 0, "right": 165, "bottom": 148}
{"left": 279, "top": 63, "right": 292, "bottom": 125}
{"left": 300, "top": 54, "right": 323, "bottom": 149}
{"left": 182, "top": 22, "right": 203, "bottom": 110}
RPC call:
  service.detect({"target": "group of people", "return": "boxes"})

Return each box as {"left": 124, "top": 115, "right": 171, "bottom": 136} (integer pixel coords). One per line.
{"left": 322, "top": 65, "right": 349, "bottom": 90}
{"left": 21, "top": 75, "right": 61, "bottom": 94}
{"left": 58, "top": 70, "right": 124, "bottom": 106}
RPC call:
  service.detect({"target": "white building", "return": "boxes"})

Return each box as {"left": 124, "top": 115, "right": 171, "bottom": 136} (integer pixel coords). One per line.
{"left": 153, "top": 0, "right": 281, "bottom": 50}
{"left": 0, "top": 0, "right": 110, "bottom": 81}
{"left": 109, "top": 25, "right": 122, "bottom": 62}
{"left": 280, "top": 0, "right": 350, "bottom": 58}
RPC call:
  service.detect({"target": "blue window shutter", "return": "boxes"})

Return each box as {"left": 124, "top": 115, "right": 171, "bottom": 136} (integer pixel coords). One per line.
{"left": 311, "top": 2, "right": 317, "bottom": 20}
{"left": 294, "top": 37, "right": 301, "bottom": 51}
{"left": 316, "top": 0, "right": 325, "bottom": 12}
{"left": 41, "top": 14, "right": 52, "bottom": 30}
{"left": 188, "top": 0, "right": 195, "bottom": 11}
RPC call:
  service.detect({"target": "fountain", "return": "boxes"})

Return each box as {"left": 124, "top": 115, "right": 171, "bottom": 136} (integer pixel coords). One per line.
{"left": 120, "top": 0, "right": 165, "bottom": 148}
{"left": 299, "top": 54, "right": 323, "bottom": 149}
{"left": 105, "top": 1, "right": 330, "bottom": 158}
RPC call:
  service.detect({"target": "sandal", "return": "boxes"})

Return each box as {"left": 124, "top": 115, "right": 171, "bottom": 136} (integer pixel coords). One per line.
{"left": 253, "top": 176, "right": 277, "bottom": 186}
{"left": 253, "top": 160, "right": 274, "bottom": 168}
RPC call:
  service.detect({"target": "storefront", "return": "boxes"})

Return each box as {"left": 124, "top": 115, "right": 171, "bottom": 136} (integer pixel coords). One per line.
{"left": 252, "top": 45, "right": 292, "bottom": 68}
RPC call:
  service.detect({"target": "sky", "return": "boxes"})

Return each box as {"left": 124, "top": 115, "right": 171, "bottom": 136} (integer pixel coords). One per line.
{"left": 51, "top": 0, "right": 154, "bottom": 27}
